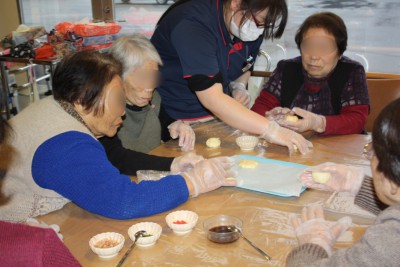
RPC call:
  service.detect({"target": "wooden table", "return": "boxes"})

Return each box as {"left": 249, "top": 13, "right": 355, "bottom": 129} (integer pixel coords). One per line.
{"left": 38, "top": 120, "right": 373, "bottom": 267}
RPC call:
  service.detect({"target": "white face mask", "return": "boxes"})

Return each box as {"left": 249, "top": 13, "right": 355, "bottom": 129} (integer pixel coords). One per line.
{"left": 230, "top": 12, "right": 264, "bottom": 42}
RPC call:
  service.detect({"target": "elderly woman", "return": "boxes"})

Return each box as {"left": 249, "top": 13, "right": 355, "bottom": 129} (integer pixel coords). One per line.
{"left": 286, "top": 97, "right": 400, "bottom": 266}
{"left": 101, "top": 34, "right": 195, "bottom": 154}
{"left": 0, "top": 51, "right": 236, "bottom": 222}
{"left": 0, "top": 90, "right": 80, "bottom": 266}
{"left": 252, "top": 12, "right": 370, "bottom": 135}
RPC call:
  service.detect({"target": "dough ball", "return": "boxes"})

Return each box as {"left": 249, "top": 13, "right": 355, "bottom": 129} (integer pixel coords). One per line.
{"left": 312, "top": 172, "right": 331, "bottom": 184}
{"left": 293, "top": 145, "right": 298, "bottom": 152}
{"left": 239, "top": 159, "right": 259, "bottom": 169}
{"left": 285, "top": 115, "right": 299, "bottom": 122}
{"left": 206, "top": 137, "right": 221, "bottom": 148}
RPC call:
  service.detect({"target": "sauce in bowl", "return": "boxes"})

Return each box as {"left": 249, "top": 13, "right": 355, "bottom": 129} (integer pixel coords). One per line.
{"left": 208, "top": 225, "right": 239, "bottom": 243}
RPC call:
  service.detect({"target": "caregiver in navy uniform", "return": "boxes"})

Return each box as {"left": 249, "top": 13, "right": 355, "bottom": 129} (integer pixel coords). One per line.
{"left": 151, "top": 0, "right": 313, "bottom": 155}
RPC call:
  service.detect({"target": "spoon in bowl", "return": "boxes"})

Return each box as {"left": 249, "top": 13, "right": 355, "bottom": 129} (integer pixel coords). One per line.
{"left": 227, "top": 225, "right": 272, "bottom": 261}
{"left": 116, "top": 230, "right": 147, "bottom": 267}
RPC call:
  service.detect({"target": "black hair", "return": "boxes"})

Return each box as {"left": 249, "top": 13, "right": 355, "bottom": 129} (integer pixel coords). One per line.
{"left": 52, "top": 50, "right": 122, "bottom": 116}
{"left": 372, "top": 97, "right": 400, "bottom": 185}
{"left": 0, "top": 115, "right": 8, "bottom": 144}
{"left": 157, "top": 0, "right": 288, "bottom": 40}
{"left": 295, "top": 11, "right": 347, "bottom": 55}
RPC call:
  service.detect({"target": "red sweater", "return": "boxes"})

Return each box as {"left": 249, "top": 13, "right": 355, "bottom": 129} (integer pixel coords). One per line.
{"left": 252, "top": 90, "right": 369, "bottom": 135}
{"left": 0, "top": 221, "right": 81, "bottom": 267}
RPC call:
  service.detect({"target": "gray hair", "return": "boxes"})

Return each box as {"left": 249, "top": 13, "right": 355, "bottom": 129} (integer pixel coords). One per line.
{"left": 108, "top": 34, "right": 162, "bottom": 78}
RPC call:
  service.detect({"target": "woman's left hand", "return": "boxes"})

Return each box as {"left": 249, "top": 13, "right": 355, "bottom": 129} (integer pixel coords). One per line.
{"left": 170, "top": 152, "right": 204, "bottom": 173}
{"left": 290, "top": 205, "right": 352, "bottom": 256}
{"left": 168, "top": 121, "right": 196, "bottom": 151}
{"left": 230, "top": 82, "right": 251, "bottom": 107}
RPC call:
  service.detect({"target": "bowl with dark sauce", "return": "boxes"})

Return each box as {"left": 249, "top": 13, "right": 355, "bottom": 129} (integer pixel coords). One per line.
{"left": 203, "top": 215, "right": 243, "bottom": 243}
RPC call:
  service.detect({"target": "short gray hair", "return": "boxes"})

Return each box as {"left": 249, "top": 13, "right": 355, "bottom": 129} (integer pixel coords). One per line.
{"left": 108, "top": 34, "right": 162, "bottom": 78}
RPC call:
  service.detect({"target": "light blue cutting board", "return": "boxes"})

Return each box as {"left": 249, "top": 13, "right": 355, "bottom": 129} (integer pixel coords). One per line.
{"left": 234, "top": 155, "right": 308, "bottom": 197}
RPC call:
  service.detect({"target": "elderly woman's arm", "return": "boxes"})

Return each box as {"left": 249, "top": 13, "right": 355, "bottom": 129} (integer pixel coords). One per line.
{"left": 286, "top": 205, "right": 400, "bottom": 266}
{"left": 32, "top": 131, "right": 189, "bottom": 219}
{"left": 99, "top": 134, "right": 173, "bottom": 175}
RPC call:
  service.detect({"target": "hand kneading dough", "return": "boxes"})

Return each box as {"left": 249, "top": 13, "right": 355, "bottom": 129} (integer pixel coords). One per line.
{"left": 239, "top": 159, "right": 259, "bottom": 169}
{"left": 285, "top": 115, "right": 299, "bottom": 122}
{"left": 312, "top": 172, "right": 331, "bottom": 184}
{"left": 206, "top": 137, "right": 221, "bottom": 148}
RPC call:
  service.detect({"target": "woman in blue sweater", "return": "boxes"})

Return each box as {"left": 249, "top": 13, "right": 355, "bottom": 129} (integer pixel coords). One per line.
{"left": 0, "top": 51, "right": 236, "bottom": 222}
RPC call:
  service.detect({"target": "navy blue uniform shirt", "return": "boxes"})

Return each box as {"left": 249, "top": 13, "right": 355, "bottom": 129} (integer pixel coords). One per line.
{"left": 151, "top": 0, "right": 263, "bottom": 120}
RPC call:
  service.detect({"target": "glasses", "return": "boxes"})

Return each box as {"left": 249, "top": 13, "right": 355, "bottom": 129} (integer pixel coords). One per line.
{"left": 300, "top": 39, "right": 337, "bottom": 56}
{"left": 362, "top": 141, "right": 374, "bottom": 160}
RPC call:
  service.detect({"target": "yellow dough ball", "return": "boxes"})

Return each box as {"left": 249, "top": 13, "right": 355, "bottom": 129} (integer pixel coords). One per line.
{"left": 312, "top": 172, "right": 331, "bottom": 184}
{"left": 206, "top": 137, "right": 221, "bottom": 148}
{"left": 285, "top": 115, "right": 299, "bottom": 122}
{"left": 239, "top": 159, "right": 259, "bottom": 169}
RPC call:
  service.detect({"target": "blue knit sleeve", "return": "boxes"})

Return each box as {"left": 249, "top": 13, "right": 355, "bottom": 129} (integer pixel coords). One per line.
{"left": 31, "top": 131, "right": 189, "bottom": 219}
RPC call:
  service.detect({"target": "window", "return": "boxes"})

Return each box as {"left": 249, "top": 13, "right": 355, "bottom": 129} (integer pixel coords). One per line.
{"left": 19, "top": 0, "right": 170, "bottom": 37}
{"left": 19, "top": 0, "right": 399, "bottom": 73}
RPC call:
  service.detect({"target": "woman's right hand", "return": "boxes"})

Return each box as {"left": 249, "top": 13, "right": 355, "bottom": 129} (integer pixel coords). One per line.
{"left": 260, "top": 121, "right": 313, "bottom": 155}
{"left": 182, "top": 157, "right": 237, "bottom": 197}
{"left": 299, "top": 163, "right": 364, "bottom": 195}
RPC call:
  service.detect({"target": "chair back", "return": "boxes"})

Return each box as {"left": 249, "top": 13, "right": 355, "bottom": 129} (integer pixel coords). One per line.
{"left": 366, "top": 78, "right": 400, "bottom": 132}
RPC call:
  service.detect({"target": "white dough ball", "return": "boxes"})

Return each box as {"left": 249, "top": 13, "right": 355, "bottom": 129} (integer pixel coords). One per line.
{"left": 312, "top": 172, "right": 331, "bottom": 184}
{"left": 206, "top": 137, "right": 221, "bottom": 148}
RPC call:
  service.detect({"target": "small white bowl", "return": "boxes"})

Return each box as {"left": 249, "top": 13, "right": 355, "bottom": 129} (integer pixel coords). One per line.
{"left": 235, "top": 135, "right": 259, "bottom": 151}
{"left": 89, "top": 232, "right": 125, "bottom": 259}
{"left": 166, "top": 210, "right": 198, "bottom": 235}
{"left": 128, "top": 222, "right": 162, "bottom": 248}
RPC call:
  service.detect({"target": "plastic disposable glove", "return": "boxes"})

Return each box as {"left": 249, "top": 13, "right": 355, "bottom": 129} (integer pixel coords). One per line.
{"left": 230, "top": 81, "right": 251, "bottom": 107}
{"left": 265, "top": 106, "right": 292, "bottom": 122}
{"left": 182, "top": 157, "right": 237, "bottom": 197}
{"left": 260, "top": 121, "right": 313, "bottom": 155}
{"left": 280, "top": 107, "right": 326, "bottom": 133}
{"left": 290, "top": 205, "right": 352, "bottom": 256}
{"left": 26, "top": 218, "right": 63, "bottom": 240}
{"left": 168, "top": 120, "right": 195, "bottom": 152}
{"left": 299, "top": 163, "right": 364, "bottom": 196}
{"left": 170, "top": 152, "right": 204, "bottom": 174}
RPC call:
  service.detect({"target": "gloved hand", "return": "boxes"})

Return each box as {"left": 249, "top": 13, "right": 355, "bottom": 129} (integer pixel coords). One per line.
{"left": 280, "top": 107, "right": 326, "bottom": 133}
{"left": 182, "top": 157, "right": 237, "bottom": 197}
{"left": 265, "top": 106, "right": 292, "bottom": 122}
{"left": 170, "top": 152, "right": 204, "bottom": 174}
{"left": 25, "top": 218, "right": 63, "bottom": 240}
{"left": 260, "top": 121, "right": 313, "bottom": 155}
{"left": 299, "top": 163, "right": 364, "bottom": 196}
{"left": 290, "top": 205, "right": 352, "bottom": 256}
{"left": 230, "top": 81, "right": 251, "bottom": 108}
{"left": 168, "top": 120, "right": 196, "bottom": 152}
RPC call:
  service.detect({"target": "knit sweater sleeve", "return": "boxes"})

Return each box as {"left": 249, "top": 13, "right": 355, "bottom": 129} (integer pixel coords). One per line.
{"left": 355, "top": 176, "right": 388, "bottom": 215}
{"left": 0, "top": 221, "right": 81, "bottom": 267}
{"left": 323, "top": 104, "right": 369, "bottom": 135}
{"left": 98, "top": 134, "right": 174, "bottom": 175}
{"left": 32, "top": 131, "right": 189, "bottom": 219}
{"left": 251, "top": 90, "right": 281, "bottom": 115}
{"left": 286, "top": 205, "right": 400, "bottom": 266}
{"left": 251, "top": 62, "right": 284, "bottom": 115}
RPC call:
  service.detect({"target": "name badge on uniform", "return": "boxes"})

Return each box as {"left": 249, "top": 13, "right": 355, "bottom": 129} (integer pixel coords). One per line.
{"left": 242, "top": 55, "right": 254, "bottom": 72}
